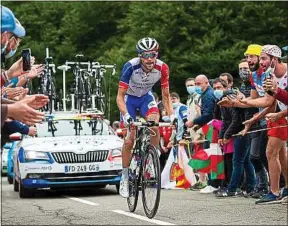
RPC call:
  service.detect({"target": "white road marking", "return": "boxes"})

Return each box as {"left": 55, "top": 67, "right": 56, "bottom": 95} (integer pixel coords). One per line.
{"left": 111, "top": 209, "right": 176, "bottom": 225}
{"left": 64, "top": 196, "right": 99, "bottom": 206}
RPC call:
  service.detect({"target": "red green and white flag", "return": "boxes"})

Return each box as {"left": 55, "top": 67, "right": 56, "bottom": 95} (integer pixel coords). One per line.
{"left": 189, "top": 143, "right": 224, "bottom": 179}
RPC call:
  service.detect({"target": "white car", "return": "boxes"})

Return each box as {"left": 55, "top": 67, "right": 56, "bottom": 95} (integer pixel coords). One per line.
{"left": 13, "top": 114, "right": 123, "bottom": 198}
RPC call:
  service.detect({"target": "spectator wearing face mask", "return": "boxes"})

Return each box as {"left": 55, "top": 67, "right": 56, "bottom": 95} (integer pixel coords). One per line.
{"left": 1, "top": 6, "right": 48, "bottom": 128}
{"left": 214, "top": 78, "right": 256, "bottom": 198}
{"left": 186, "top": 74, "right": 216, "bottom": 191}
{"left": 185, "top": 78, "right": 201, "bottom": 139}
{"left": 238, "top": 59, "right": 269, "bottom": 197}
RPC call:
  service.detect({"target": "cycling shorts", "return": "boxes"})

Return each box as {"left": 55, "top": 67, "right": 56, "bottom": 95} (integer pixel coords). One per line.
{"left": 120, "top": 92, "right": 159, "bottom": 127}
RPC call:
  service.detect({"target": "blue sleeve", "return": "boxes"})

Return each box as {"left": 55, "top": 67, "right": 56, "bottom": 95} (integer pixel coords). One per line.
{"left": 6, "top": 120, "right": 29, "bottom": 135}
{"left": 179, "top": 105, "right": 188, "bottom": 119}
{"left": 5, "top": 77, "right": 18, "bottom": 88}
{"left": 119, "top": 62, "right": 133, "bottom": 86}
{"left": 193, "top": 92, "right": 216, "bottom": 126}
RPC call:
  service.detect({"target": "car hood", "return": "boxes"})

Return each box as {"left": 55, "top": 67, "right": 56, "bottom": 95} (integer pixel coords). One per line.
{"left": 21, "top": 135, "right": 123, "bottom": 153}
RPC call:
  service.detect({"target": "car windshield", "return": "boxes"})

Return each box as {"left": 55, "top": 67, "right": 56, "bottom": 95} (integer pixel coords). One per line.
{"left": 36, "top": 118, "right": 115, "bottom": 137}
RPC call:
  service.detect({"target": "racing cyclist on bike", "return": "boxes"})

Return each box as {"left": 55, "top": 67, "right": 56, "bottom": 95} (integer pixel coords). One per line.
{"left": 116, "top": 37, "right": 174, "bottom": 198}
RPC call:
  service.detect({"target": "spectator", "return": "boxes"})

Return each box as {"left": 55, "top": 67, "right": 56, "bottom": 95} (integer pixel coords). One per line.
{"left": 186, "top": 74, "right": 216, "bottom": 191}
{"left": 211, "top": 78, "right": 234, "bottom": 194}
{"left": 185, "top": 78, "right": 201, "bottom": 139}
{"left": 219, "top": 73, "right": 234, "bottom": 89}
{"left": 238, "top": 59, "right": 269, "bottom": 197}
{"left": 215, "top": 79, "right": 255, "bottom": 198}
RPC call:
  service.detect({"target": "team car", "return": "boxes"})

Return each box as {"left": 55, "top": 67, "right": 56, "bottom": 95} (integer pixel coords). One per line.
{"left": 12, "top": 113, "right": 123, "bottom": 198}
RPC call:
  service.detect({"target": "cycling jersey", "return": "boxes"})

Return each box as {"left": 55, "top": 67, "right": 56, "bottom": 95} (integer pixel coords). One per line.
{"left": 119, "top": 57, "right": 169, "bottom": 97}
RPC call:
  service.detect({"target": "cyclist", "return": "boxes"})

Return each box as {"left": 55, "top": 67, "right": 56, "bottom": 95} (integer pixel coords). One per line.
{"left": 116, "top": 37, "right": 174, "bottom": 198}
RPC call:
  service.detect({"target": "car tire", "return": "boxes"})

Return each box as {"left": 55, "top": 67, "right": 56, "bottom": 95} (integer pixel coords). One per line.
{"left": 7, "top": 175, "right": 13, "bottom": 184}
{"left": 19, "top": 180, "right": 34, "bottom": 198}
{"left": 116, "top": 184, "right": 120, "bottom": 193}
{"left": 13, "top": 177, "right": 19, "bottom": 192}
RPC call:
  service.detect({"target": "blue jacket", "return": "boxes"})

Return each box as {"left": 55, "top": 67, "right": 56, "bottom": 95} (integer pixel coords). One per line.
{"left": 5, "top": 120, "right": 29, "bottom": 135}
{"left": 193, "top": 86, "right": 216, "bottom": 127}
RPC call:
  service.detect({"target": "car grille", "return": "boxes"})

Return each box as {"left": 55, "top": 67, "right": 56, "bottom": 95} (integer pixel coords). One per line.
{"left": 51, "top": 150, "right": 109, "bottom": 163}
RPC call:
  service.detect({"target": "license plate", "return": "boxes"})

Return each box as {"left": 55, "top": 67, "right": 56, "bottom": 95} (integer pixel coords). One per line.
{"left": 64, "top": 164, "right": 99, "bottom": 173}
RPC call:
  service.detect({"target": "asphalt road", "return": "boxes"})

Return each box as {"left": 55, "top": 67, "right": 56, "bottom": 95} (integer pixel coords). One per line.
{"left": 1, "top": 177, "right": 287, "bottom": 225}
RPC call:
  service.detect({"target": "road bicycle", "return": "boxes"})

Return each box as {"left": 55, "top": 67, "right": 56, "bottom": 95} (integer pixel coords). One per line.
{"left": 38, "top": 48, "right": 56, "bottom": 114}
{"left": 66, "top": 54, "right": 91, "bottom": 113}
{"left": 126, "top": 121, "right": 172, "bottom": 219}
{"left": 91, "top": 62, "right": 116, "bottom": 117}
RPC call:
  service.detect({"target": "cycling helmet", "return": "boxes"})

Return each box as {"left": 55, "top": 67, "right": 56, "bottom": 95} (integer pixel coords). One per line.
{"left": 136, "top": 37, "right": 159, "bottom": 54}
{"left": 261, "top": 45, "right": 282, "bottom": 58}
{"left": 1, "top": 6, "right": 25, "bottom": 37}
{"left": 244, "top": 44, "right": 262, "bottom": 56}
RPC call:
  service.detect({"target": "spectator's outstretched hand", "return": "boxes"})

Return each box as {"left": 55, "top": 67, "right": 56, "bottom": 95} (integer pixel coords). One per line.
{"left": 27, "top": 64, "right": 44, "bottom": 79}
{"left": 2, "top": 87, "right": 27, "bottom": 99}
{"left": 20, "top": 94, "right": 49, "bottom": 109}
{"left": 7, "top": 100, "right": 45, "bottom": 126}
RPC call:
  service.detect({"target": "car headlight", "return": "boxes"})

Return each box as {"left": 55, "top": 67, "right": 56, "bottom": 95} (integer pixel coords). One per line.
{"left": 111, "top": 149, "right": 121, "bottom": 158}
{"left": 25, "top": 150, "right": 50, "bottom": 161}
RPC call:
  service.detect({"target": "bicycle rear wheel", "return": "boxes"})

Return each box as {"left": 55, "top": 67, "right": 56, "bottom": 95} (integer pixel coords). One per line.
{"left": 141, "top": 144, "right": 161, "bottom": 219}
{"left": 127, "top": 153, "right": 142, "bottom": 212}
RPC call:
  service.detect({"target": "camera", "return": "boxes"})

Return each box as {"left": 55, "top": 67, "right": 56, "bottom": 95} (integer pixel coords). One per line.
{"left": 22, "top": 48, "right": 31, "bottom": 72}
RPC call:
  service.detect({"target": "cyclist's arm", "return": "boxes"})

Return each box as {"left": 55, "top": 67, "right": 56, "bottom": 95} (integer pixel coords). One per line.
{"left": 116, "top": 87, "right": 128, "bottom": 115}
{"left": 162, "top": 88, "right": 173, "bottom": 116}
{"left": 116, "top": 62, "right": 132, "bottom": 115}
{"left": 160, "top": 63, "right": 173, "bottom": 116}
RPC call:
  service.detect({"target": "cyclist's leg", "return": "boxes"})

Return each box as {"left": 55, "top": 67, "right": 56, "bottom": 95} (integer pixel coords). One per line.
{"left": 119, "top": 95, "right": 137, "bottom": 198}
{"left": 140, "top": 92, "right": 160, "bottom": 149}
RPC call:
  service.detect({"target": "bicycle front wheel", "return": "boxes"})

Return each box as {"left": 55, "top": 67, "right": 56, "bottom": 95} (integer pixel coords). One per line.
{"left": 127, "top": 154, "right": 142, "bottom": 212}
{"left": 141, "top": 144, "right": 161, "bottom": 219}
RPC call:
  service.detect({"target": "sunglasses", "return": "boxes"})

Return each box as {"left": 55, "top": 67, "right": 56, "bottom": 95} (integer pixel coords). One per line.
{"left": 140, "top": 52, "right": 157, "bottom": 59}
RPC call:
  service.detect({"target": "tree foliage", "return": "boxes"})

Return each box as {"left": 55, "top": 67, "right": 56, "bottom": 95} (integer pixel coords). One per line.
{"left": 3, "top": 1, "right": 287, "bottom": 121}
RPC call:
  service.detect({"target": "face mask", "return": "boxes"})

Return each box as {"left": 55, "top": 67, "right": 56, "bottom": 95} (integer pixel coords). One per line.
{"left": 162, "top": 116, "right": 170, "bottom": 122}
{"left": 214, "top": 90, "right": 224, "bottom": 99}
{"left": 239, "top": 69, "right": 250, "bottom": 81}
{"left": 172, "top": 103, "right": 179, "bottom": 109}
{"left": 1, "top": 42, "right": 8, "bottom": 54}
{"left": 1, "top": 33, "right": 9, "bottom": 54}
{"left": 186, "top": 86, "right": 196, "bottom": 94}
{"left": 5, "top": 48, "right": 17, "bottom": 59}
{"left": 194, "top": 86, "right": 202, "bottom": 95}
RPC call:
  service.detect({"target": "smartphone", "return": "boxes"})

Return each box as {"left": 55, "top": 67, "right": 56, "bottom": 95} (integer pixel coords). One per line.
{"left": 22, "top": 48, "right": 31, "bottom": 72}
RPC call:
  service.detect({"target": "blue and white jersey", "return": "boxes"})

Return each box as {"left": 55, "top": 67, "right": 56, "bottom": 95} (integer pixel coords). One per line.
{"left": 118, "top": 58, "right": 169, "bottom": 97}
